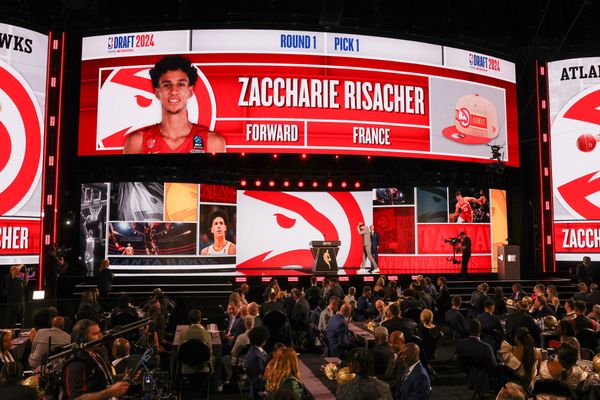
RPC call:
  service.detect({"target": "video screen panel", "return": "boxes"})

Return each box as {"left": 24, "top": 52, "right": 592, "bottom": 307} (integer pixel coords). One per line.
{"left": 78, "top": 29, "right": 519, "bottom": 166}
{"left": 80, "top": 182, "right": 507, "bottom": 275}
{"left": 548, "top": 57, "right": 600, "bottom": 261}
{"left": 0, "top": 23, "right": 48, "bottom": 265}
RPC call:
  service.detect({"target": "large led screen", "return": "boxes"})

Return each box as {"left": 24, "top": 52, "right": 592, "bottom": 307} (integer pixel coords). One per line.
{"left": 80, "top": 182, "right": 507, "bottom": 275}
{"left": 549, "top": 57, "right": 600, "bottom": 261}
{"left": 78, "top": 29, "right": 518, "bottom": 165}
{"left": 0, "top": 24, "right": 47, "bottom": 265}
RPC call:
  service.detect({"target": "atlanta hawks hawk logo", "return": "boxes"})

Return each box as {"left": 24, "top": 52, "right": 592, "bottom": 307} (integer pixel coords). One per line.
{"left": 96, "top": 64, "right": 216, "bottom": 150}
{"left": 236, "top": 191, "right": 371, "bottom": 270}
{"left": 0, "top": 59, "right": 43, "bottom": 216}
{"left": 552, "top": 85, "right": 600, "bottom": 220}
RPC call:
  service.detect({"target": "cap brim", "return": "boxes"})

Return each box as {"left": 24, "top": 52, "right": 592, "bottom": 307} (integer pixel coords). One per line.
{"left": 442, "top": 126, "right": 496, "bottom": 145}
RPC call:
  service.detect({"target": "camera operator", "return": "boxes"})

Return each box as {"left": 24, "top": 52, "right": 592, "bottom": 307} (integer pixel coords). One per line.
{"left": 458, "top": 232, "right": 471, "bottom": 276}
{"left": 62, "top": 319, "right": 130, "bottom": 400}
{"left": 4, "top": 265, "right": 28, "bottom": 327}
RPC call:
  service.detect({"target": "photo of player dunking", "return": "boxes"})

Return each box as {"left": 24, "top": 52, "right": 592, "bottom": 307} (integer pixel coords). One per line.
{"left": 201, "top": 211, "right": 236, "bottom": 255}
{"left": 449, "top": 190, "right": 482, "bottom": 223}
{"left": 123, "top": 55, "right": 226, "bottom": 154}
{"left": 143, "top": 223, "right": 159, "bottom": 255}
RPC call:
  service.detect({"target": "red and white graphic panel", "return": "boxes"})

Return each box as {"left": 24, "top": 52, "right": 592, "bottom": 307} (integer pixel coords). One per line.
{"left": 236, "top": 190, "right": 372, "bottom": 271}
{"left": 548, "top": 57, "right": 600, "bottom": 261}
{"left": 0, "top": 23, "right": 47, "bottom": 264}
{"left": 78, "top": 29, "right": 519, "bottom": 165}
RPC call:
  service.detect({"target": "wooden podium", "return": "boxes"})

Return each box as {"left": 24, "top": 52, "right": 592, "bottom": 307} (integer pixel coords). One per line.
{"left": 310, "top": 241, "right": 341, "bottom": 274}
{"left": 497, "top": 245, "right": 520, "bottom": 280}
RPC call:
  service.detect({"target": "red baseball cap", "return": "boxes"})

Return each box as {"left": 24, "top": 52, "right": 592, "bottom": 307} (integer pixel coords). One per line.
{"left": 442, "top": 94, "right": 499, "bottom": 145}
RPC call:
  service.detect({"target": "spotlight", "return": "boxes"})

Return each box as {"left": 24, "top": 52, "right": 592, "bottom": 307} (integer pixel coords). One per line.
{"left": 335, "top": 155, "right": 339, "bottom": 159}
{"left": 354, "top": 181, "right": 361, "bottom": 188}
{"left": 301, "top": 154, "right": 307, "bottom": 159}
{"left": 240, "top": 179, "right": 247, "bottom": 187}
{"left": 211, "top": 152, "right": 216, "bottom": 156}
{"left": 367, "top": 156, "right": 371, "bottom": 160}
{"left": 298, "top": 181, "right": 305, "bottom": 188}
{"left": 268, "top": 180, "right": 275, "bottom": 187}
{"left": 273, "top": 154, "right": 278, "bottom": 159}
{"left": 283, "top": 180, "right": 290, "bottom": 188}
{"left": 312, "top": 181, "right": 318, "bottom": 188}
{"left": 327, "top": 181, "right": 333, "bottom": 188}
{"left": 255, "top": 180, "right": 262, "bottom": 187}
{"left": 341, "top": 181, "right": 347, "bottom": 188}
{"left": 241, "top": 153, "right": 246, "bottom": 157}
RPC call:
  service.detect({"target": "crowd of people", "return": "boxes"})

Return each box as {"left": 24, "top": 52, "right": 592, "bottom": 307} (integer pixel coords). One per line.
{"left": 2, "top": 267, "right": 600, "bottom": 399}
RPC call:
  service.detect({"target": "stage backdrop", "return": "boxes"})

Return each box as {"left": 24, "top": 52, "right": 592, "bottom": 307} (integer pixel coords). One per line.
{"left": 80, "top": 182, "right": 507, "bottom": 276}
{"left": 78, "top": 29, "right": 519, "bottom": 165}
{"left": 0, "top": 23, "right": 47, "bottom": 265}
{"left": 548, "top": 57, "right": 600, "bottom": 262}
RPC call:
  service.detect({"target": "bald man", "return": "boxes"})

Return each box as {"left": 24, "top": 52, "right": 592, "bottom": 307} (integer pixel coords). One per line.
{"left": 29, "top": 316, "right": 71, "bottom": 368}
{"left": 326, "top": 303, "right": 355, "bottom": 358}
{"left": 396, "top": 343, "right": 431, "bottom": 400}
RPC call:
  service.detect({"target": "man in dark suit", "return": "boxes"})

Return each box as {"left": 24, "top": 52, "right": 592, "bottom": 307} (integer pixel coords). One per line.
{"left": 530, "top": 295, "right": 556, "bottom": 319}
{"left": 224, "top": 301, "right": 244, "bottom": 354}
{"left": 577, "top": 256, "right": 592, "bottom": 285}
{"left": 384, "top": 331, "right": 406, "bottom": 393}
{"left": 436, "top": 277, "right": 452, "bottom": 315}
{"left": 290, "top": 289, "right": 310, "bottom": 330}
{"left": 356, "top": 286, "right": 373, "bottom": 321}
{"left": 588, "top": 284, "right": 600, "bottom": 306}
{"left": 326, "top": 303, "right": 355, "bottom": 358}
{"left": 574, "top": 300, "right": 596, "bottom": 333}
{"left": 382, "top": 303, "right": 417, "bottom": 338}
{"left": 469, "top": 283, "right": 488, "bottom": 318}
{"left": 476, "top": 299, "right": 504, "bottom": 352}
{"left": 370, "top": 326, "right": 393, "bottom": 379}
{"left": 399, "top": 289, "right": 426, "bottom": 314}
{"left": 244, "top": 326, "right": 269, "bottom": 397}
{"left": 304, "top": 276, "right": 323, "bottom": 302}
{"left": 505, "top": 299, "right": 541, "bottom": 346}
{"left": 445, "top": 296, "right": 468, "bottom": 339}
{"left": 325, "top": 278, "right": 344, "bottom": 305}
{"left": 396, "top": 343, "right": 431, "bottom": 400}
{"left": 370, "top": 224, "right": 380, "bottom": 264}
{"left": 260, "top": 291, "right": 283, "bottom": 317}
{"left": 456, "top": 319, "right": 497, "bottom": 374}
{"left": 510, "top": 283, "right": 527, "bottom": 302}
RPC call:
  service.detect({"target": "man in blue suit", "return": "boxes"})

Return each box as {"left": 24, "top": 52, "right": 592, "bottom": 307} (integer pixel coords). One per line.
{"left": 224, "top": 301, "right": 244, "bottom": 354}
{"left": 395, "top": 342, "right": 431, "bottom": 400}
{"left": 244, "top": 326, "right": 269, "bottom": 398}
{"left": 326, "top": 303, "right": 355, "bottom": 358}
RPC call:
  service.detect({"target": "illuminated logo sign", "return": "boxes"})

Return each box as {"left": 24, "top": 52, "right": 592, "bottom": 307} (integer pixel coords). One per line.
{"left": 107, "top": 33, "right": 156, "bottom": 53}
{"left": 468, "top": 53, "right": 501, "bottom": 73}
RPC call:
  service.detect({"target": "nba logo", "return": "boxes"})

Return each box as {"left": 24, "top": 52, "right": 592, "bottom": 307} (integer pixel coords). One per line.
{"left": 193, "top": 135, "right": 204, "bottom": 149}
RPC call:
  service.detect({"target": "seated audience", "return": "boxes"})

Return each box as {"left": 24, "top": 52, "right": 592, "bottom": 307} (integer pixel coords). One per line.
{"left": 77, "top": 290, "right": 104, "bottom": 324}
{"left": 469, "top": 283, "right": 489, "bottom": 317}
{"left": 510, "top": 283, "right": 527, "bottom": 301}
{"left": 370, "top": 326, "right": 392, "bottom": 378}
{"left": 382, "top": 303, "right": 417, "bottom": 339}
{"left": 263, "top": 278, "right": 279, "bottom": 301}
{"left": 546, "top": 285, "right": 561, "bottom": 314}
{"left": 356, "top": 286, "right": 372, "bottom": 321}
{"left": 180, "top": 309, "right": 212, "bottom": 373}
{"left": 530, "top": 295, "right": 556, "bottom": 319}
{"left": 505, "top": 299, "right": 541, "bottom": 346}
{"left": 445, "top": 296, "right": 468, "bottom": 339}
{"left": 247, "top": 302, "right": 263, "bottom": 327}
{"left": 573, "top": 300, "right": 596, "bottom": 333}
{"left": 111, "top": 338, "right": 132, "bottom": 376}
{"left": 456, "top": 319, "right": 497, "bottom": 374}
{"left": 493, "top": 286, "right": 507, "bottom": 316}
{"left": 587, "top": 304, "right": 600, "bottom": 322}
{"left": 396, "top": 343, "right": 431, "bottom": 400}
{"left": 290, "top": 289, "right": 310, "bottom": 330}
{"left": 384, "top": 280, "right": 399, "bottom": 302}
{"left": 319, "top": 296, "right": 339, "bottom": 332}
{"left": 573, "top": 283, "right": 590, "bottom": 303}
{"left": 326, "top": 303, "right": 355, "bottom": 358}
{"left": 325, "top": 278, "right": 344, "bottom": 305}
{"left": 224, "top": 301, "right": 245, "bottom": 351}
{"left": 335, "top": 348, "right": 392, "bottom": 400}
{"left": 418, "top": 309, "right": 441, "bottom": 360}
{"left": 372, "top": 299, "right": 386, "bottom": 323}
{"left": 562, "top": 299, "right": 576, "bottom": 322}
{"left": 588, "top": 284, "right": 600, "bottom": 307}
{"left": 110, "top": 294, "right": 139, "bottom": 321}
{"left": 344, "top": 287, "right": 356, "bottom": 304}
{"left": 304, "top": 277, "right": 323, "bottom": 301}
{"left": 496, "top": 382, "right": 528, "bottom": 400}
{"left": 498, "top": 327, "right": 541, "bottom": 387}
{"left": 531, "top": 284, "right": 546, "bottom": 302}
{"left": 384, "top": 331, "right": 406, "bottom": 393}
{"left": 30, "top": 306, "right": 59, "bottom": 342}
{"left": 28, "top": 316, "right": 71, "bottom": 369}
{"left": 261, "top": 291, "right": 284, "bottom": 317}
{"left": 400, "top": 289, "right": 426, "bottom": 313}
{"left": 477, "top": 298, "right": 504, "bottom": 351}
{"left": 0, "top": 331, "right": 14, "bottom": 367}
{"left": 536, "top": 342, "right": 587, "bottom": 391}
{"left": 264, "top": 347, "right": 306, "bottom": 399}
{"left": 244, "top": 326, "right": 270, "bottom": 397}
{"left": 223, "top": 315, "right": 255, "bottom": 381}
{"left": 0, "top": 362, "right": 37, "bottom": 399}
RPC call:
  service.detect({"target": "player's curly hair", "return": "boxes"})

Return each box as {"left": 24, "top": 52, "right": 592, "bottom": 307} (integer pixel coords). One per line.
{"left": 207, "top": 210, "right": 228, "bottom": 230}
{"left": 150, "top": 55, "right": 198, "bottom": 88}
